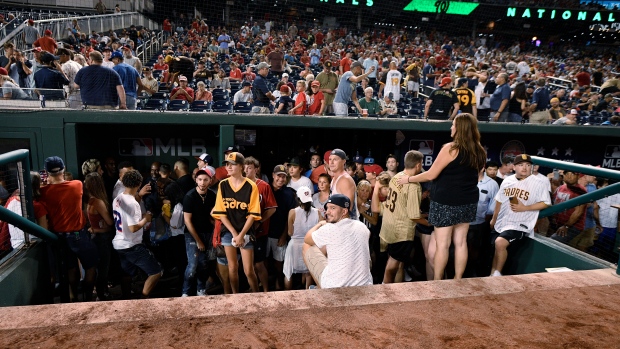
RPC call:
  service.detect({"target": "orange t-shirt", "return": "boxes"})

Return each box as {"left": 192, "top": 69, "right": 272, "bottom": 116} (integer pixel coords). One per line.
{"left": 40, "top": 180, "right": 85, "bottom": 233}
{"left": 294, "top": 92, "right": 307, "bottom": 115}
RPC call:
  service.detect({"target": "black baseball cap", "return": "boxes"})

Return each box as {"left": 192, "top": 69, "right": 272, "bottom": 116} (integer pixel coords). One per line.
{"left": 325, "top": 194, "right": 351, "bottom": 212}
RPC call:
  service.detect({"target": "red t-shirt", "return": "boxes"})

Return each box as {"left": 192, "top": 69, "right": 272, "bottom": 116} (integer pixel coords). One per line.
{"left": 308, "top": 91, "right": 324, "bottom": 115}
{"left": 575, "top": 72, "right": 591, "bottom": 87}
{"left": 553, "top": 184, "right": 586, "bottom": 230}
{"left": 33, "top": 36, "right": 57, "bottom": 54}
{"left": 153, "top": 63, "right": 168, "bottom": 71}
{"left": 310, "top": 165, "right": 327, "bottom": 184}
{"left": 215, "top": 166, "right": 229, "bottom": 182}
{"left": 340, "top": 57, "right": 352, "bottom": 72}
{"left": 294, "top": 91, "right": 307, "bottom": 115}
{"left": 171, "top": 87, "right": 194, "bottom": 101}
{"left": 229, "top": 68, "right": 242, "bottom": 80}
{"left": 40, "top": 180, "right": 84, "bottom": 233}
{"left": 255, "top": 179, "right": 277, "bottom": 237}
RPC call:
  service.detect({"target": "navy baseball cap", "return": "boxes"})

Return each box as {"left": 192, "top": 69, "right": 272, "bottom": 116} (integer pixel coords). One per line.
{"left": 195, "top": 153, "right": 214, "bottom": 166}
{"left": 325, "top": 194, "right": 351, "bottom": 212}
{"left": 353, "top": 155, "right": 364, "bottom": 164}
{"left": 331, "top": 149, "right": 348, "bottom": 160}
{"left": 45, "top": 156, "right": 65, "bottom": 173}
{"left": 364, "top": 156, "right": 375, "bottom": 165}
{"left": 110, "top": 51, "right": 123, "bottom": 60}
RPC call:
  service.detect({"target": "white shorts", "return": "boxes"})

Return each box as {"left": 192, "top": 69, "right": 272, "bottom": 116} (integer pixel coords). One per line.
{"left": 267, "top": 237, "right": 287, "bottom": 262}
{"left": 333, "top": 102, "right": 348, "bottom": 116}
{"left": 407, "top": 81, "right": 419, "bottom": 92}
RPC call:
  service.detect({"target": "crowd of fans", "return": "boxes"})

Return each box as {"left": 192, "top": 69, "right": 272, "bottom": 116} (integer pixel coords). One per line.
{"left": 1, "top": 14, "right": 618, "bottom": 124}
{"left": 2, "top": 135, "right": 618, "bottom": 302}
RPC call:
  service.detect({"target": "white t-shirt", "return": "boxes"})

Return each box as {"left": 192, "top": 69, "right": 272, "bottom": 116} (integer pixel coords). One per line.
{"left": 287, "top": 175, "right": 314, "bottom": 194}
{"left": 169, "top": 202, "right": 185, "bottom": 237}
{"left": 112, "top": 193, "right": 143, "bottom": 249}
{"left": 311, "top": 218, "right": 373, "bottom": 289}
{"left": 383, "top": 69, "right": 402, "bottom": 101}
{"left": 494, "top": 175, "right": 551, "bottom": 237}
{"left": 596, "top": 193, "right": 620, "bottom": 228}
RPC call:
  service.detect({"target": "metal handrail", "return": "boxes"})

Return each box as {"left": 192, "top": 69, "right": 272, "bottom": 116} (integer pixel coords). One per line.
{"left": 0, "top": 149, "right": 56, "bottom": 242}
{"left": 532, "top": 156, "right": 620, "bottom": 218}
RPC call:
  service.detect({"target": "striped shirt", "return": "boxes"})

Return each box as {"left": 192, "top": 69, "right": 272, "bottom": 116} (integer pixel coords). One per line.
{"left": 596, "top": 193, "right": 620, "bottom": 228}
{"left": 379, "top": 172, "right": 421, "bottom": 244}
{"left": 494, "top": 174, "right": 551, "bottom": 237}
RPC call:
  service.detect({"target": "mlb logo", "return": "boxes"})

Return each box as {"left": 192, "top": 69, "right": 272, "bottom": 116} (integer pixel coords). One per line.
{"left": 119, "top": 138, "right": 153, "bottom": 156}
{"left": 409, "top": 140, "right": 434, "bottom": 155}
{"left": 604, "top": 145, "right": 620, "bottom": 158}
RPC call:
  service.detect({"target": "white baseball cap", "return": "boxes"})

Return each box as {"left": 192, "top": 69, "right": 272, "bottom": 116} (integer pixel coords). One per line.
{"left": 296, "top": 186, "right": 313, "bottom": 203}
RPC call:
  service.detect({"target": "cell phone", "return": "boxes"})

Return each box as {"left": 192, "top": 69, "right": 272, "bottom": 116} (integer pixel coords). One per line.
{"left": 553, "top": 169, "right": 559, "bottom": 180}
{"left": 510, "top": 197, "right": 518, "bottom": 205}
{"left": 39, "top": 169, "right": 48, "bottom": 182}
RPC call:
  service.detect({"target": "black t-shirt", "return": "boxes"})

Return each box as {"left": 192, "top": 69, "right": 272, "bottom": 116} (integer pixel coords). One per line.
{"left": 277, "top": 96, "right": 295, "bottom": 114}
{"left": 0, "top": 56, "right": 9, "bottom": 70}
{"left": 268, "top": 186, "right": 297, "bottom": 239}
{"left": 176, "top": 174, "right": 195, "bottom": 195}
{"left": 455, "top": 87, "right": 475, "bottom": 114}
{"left": 183, "top": 188, "right": 216, "bottom": 235}
{"left": 428, "top": 88, "right": 458, "bottom": 119}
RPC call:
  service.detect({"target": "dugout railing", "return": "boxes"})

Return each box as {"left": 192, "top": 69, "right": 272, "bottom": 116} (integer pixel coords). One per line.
{"left": 0, "top": 149, "right": 57, "bottom": 264}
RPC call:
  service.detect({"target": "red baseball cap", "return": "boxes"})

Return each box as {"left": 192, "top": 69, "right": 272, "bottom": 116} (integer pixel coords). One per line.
{"left": 439, "top": 77, "right": 452, "bottom": 87}
{"left": 44, "top": 29, "right": 53, "bottom": 36}
{"left": 0, "top": 67, "right": 8, "bottom": 76}
{"left": 363, "top": 164, "right": 383, "bottom": 176}
{"left": 323, "top": 150, "right": 332, "bottom": 162}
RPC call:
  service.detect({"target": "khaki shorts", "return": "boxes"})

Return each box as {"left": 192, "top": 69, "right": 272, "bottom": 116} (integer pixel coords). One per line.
{"left": 569, "top": 227, "right": 596, "bottom": 249}
{"left": 303, "top": 245, "right": 327, "bottom": 288}
{"left": 530, "top": 110, "right": 549, "bottom": 124}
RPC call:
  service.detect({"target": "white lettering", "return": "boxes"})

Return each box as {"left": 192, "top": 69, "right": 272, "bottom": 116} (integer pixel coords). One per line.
{"left": 192, "top": 139, "right": 207, "bottom": 156}
{"left": 155, "top": 138, "right": 175, "bottom": 156}
{"left": 602, "top": 158, "right": 620, "bottom": 168}
{"left": 424, "top": 156, "right": 433, "bottom": 167}
{"left": 177, "top": 138, "right": 190, "bottom": 156}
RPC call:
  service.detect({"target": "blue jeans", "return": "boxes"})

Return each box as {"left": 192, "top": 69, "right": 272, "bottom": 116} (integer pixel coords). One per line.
{"left": 183, "top": 232, "right": 209, "bottom": 295}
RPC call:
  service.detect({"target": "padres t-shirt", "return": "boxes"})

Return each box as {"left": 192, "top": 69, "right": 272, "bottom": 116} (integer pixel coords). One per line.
{"left": 212, "top": 178, "right": 262, "bottom": 234}
{"left": 494, "top": 175, "right": 551, "bottom": 237}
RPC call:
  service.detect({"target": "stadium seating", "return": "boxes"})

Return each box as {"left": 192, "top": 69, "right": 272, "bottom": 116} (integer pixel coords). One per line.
{"left": 233, "top": 102, "right": 252, "bottom": 113}
{"left": 167, "top": 99, "right": 189, "bottom": 111}
{"left": 212, "top": 100, "right": 231, "bottom": 113}
{"left": 190, "top": 100, "right": 211, "bottom": 112}
{"left": 141, "top": 98, "right": 166, "bottom": 111}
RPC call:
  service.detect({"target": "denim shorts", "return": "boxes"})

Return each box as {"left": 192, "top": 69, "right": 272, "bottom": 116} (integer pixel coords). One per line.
{"left": 221, "top": 231, "right": 254, "bottom": 249}
{"left": 116, "top": 244, "right": 162, "bottom": 277}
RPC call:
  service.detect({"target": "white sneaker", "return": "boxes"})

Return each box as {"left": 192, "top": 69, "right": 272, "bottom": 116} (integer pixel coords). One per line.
{"left": 181, "top": 294, "right": 189, "bottom": 297}
{"left": 197, "top": 289, "right": 206, "bottom": 296}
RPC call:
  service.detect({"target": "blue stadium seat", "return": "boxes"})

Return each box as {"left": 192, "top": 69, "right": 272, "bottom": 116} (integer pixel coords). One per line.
{"left": 233, "top": 102, "right": 252, "bottom": 113}
{"left": 190, "top": 100, "right": 211, "bottom": 112}
{"left": 151, "top": 92, "right": 169, "bottom": 100}
{"left": 142, "top": 98, "right": 166, "bottom": 111}
{"left": 212, "top": 100, "right": 231, "bottom": 113}
{"left": 167, "top": 99, "right": 189, "bottom": 111}
{"left": 212, "top": 89, "right": 229, "bottom": 101}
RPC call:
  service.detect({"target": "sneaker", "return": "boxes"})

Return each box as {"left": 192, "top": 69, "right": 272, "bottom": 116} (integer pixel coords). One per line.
{"left": 196, "top": 289, "right": 207, "bottom": 296}
{"left": 181, "top": 294, "right": 189, "bottom": 297}
{"left": 308, "top": 285, "right": 318, "bottom": 290}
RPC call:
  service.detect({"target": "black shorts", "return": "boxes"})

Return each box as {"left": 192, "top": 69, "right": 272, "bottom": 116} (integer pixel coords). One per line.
{"left": 467, "top": 223, "right": 488, "bottom": 248}
{"left": 492, "top": 229, "right": 527, "bottom": 245}
{"left": 253, "top": 235, "right": 268, "bottom": 263}
{"left": 387, "top": 240, "right": 414, "bottom": 263}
